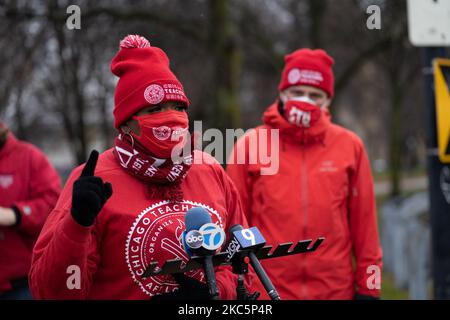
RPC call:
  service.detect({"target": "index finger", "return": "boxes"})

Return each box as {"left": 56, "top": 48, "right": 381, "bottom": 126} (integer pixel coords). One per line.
{"left": 81, "top": 150, "right": 99, "bottom": 177}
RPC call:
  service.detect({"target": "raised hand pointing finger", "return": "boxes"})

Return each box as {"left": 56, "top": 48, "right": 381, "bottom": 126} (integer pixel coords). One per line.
{"left": 81, "top": 150, "right": 99, "bottom": 177}
{"left": 71, "top": 150, "right": 113, "bottom": 227}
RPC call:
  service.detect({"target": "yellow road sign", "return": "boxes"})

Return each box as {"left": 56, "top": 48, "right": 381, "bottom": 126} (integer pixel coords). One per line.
{"left": 434, "top": 58, "right": 450, "bottom": 163}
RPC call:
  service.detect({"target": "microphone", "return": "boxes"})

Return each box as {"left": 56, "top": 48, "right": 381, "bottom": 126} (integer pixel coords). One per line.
{"left": 182, "top": 207, "right": 212, "bottom": 256}
{"left": 229, "top": 224, "right": 281, "bottom": 300}
{"left": 183, "top": 207, "right": 226, "bottom": 300}
{"left": 225, "top": 225, "right": 258, "bottom": 300}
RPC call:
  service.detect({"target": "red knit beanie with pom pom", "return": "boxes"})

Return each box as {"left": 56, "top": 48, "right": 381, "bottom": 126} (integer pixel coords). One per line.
{"left": 111, "top": 35, "right": 189, "bottom": 129}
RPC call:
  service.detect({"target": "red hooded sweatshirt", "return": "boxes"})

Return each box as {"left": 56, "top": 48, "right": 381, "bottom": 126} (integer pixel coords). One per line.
{"left": 226, "top": 103, "right": 382, "bottom": 300}
{"left": 29, "top": 149, "right": 251, "bottom": 299}
{"left": 0, "top": 132, "right": 61, "bottom": 293}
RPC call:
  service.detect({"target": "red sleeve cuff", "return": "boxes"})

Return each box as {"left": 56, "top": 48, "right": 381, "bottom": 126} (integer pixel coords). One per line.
{"left": 61, "top": 214, "right": 93, "bottom": 243}
{"left": 11, "top": 205, "right": 22, "bottom": 227}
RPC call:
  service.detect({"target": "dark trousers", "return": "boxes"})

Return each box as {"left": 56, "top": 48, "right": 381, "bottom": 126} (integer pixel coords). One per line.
{"left": 0, "top": 277, "right": 32, "bottom": 300}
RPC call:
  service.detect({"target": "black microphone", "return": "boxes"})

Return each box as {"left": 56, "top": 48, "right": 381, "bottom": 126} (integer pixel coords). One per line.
{"left": 225, "top": 225, "right": 260, "bottom": 300}
{"left": 183, "top": 207, "right": 226, "bottom": 300}
{"left": 229, "top": 224, "right": 281, "bottom": 300}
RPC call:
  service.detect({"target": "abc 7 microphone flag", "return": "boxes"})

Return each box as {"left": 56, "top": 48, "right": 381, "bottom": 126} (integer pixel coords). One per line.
{"left": 184, "top": 223, "right": 226, "bottom": 252}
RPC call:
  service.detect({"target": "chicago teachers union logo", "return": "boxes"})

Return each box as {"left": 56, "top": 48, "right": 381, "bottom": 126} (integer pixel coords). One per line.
{"left": 144, "top": 84, "right": 165, "bottom": 104}
{"left": 152, "top": 126, "right": 171, "bottom": 141}
{"left": 125, "top": 200, "right": 223, "bottom": 297}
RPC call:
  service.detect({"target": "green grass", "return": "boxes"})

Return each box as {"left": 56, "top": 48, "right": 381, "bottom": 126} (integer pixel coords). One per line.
{"left": 381, "top": 272, "right": 409, "bottom": 300}
{"left": 373, "top": 168, "right": 426, "bottom": 182}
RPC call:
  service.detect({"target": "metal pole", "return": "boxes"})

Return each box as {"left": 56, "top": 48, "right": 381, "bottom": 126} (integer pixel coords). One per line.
{"left": 422, "top": 47, "right": 450, "bottom": 299}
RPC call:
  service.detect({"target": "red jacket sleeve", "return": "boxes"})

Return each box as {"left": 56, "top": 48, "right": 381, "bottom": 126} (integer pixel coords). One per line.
{"left": 29, "top": 167, "right": 101, "bottom": 299}
{"left": 13, "top": 146, "right": 61, "bottom": 236}
{"left": 212, "top": 163, "right": 255, "bottom": 300}
{"left": 348, "top": 140, "right": 383, "bottom": 297}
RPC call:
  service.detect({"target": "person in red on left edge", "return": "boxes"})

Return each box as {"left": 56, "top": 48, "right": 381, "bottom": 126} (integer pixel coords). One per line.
{"left": 0, "top": 121, "right": 61, "bottom": 299}
{"left": 29, "top": 35, "right": 254, "bottom": 300}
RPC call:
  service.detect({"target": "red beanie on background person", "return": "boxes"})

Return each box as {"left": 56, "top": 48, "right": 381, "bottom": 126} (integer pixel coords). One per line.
{"left": 278, "top": 48, "right": 335, "bottom": 98}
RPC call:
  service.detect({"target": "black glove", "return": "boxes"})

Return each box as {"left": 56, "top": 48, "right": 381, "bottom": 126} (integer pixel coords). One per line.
{"left": 236, "top": 276, "right": 260, "bottom": 300}
{"left": 245, "top": 291, "right": 260, "bottom": 300}
{"left": 71, "top": 150, "right": 113, "bottom": 227}
{"left": 151, "top": 273, "right": 211, "bottom": 301}
{"left": 354, "top": 293, "right": 380, "bottom": 300}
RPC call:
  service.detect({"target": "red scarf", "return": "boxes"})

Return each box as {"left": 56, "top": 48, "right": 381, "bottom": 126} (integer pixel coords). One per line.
{"left": 113, "top": 134, "right": 193, "bottom": 202}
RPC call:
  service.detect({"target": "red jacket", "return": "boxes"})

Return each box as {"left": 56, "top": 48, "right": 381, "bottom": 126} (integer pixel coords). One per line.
{"left": 29, "top": 149, "right": 251, "bottom": 299}
{"left": 0, "top": 133, "right": 61, "bottom": 292}
{"left": 226, "top": 103, "right": 382, "bottom": 300}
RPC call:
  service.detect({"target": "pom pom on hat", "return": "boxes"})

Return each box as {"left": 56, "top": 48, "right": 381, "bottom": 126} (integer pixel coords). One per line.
{"left": 119, "top": 35, "right": 151, "bottom": 49}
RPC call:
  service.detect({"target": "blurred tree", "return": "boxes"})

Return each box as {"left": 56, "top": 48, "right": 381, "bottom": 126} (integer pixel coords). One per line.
{"left": 0, "top": 1, "right": 48, "bottom": 140}
{"left": 374, "top": 1, "right": 422, "bottom": 197}
{"left": 208, "top": 0, "right": 241, "bottom": 130}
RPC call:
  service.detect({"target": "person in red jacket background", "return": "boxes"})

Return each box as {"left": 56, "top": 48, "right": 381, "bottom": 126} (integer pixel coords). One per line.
{"left": 227, "top": 48, "right": 383, "bottom": 300}
{"left": 0, "top": 121, "right": 61, "bottom": 299}
{"left": 29, "top": 35, "right": 253, "bottom": 300}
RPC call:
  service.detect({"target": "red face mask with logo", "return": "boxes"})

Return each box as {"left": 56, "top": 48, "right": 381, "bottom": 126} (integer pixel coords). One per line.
{"left": 283, "top": 97, "right": 322, "bottom": 128}
{"left": 131, "top": 110, "right": 189, "bottom": 159}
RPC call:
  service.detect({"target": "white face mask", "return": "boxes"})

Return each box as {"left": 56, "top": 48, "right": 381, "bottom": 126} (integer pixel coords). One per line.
{"left": 280, "top": 93, "right": 331, "bottom": 111}
{"left": 288, "top": 96, "right": 318, "bottom": 106}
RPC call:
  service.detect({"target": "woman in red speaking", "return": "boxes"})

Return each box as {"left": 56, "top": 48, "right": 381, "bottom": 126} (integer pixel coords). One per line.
{"left": 29, "top": 35, "right": 251, "bottom": 300}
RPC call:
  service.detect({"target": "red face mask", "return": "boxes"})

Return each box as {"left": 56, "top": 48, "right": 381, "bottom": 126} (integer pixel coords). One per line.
{"left": 131, "top": 110, "right": 189, "bottom": 159}
{"left": 283, "top": 97, "right": 322, "bottom": 128}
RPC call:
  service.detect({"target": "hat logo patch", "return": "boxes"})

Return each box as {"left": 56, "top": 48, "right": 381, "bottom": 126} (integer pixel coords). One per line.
{"left": 144, "top": 84, "right": 165, "bottom": 104}
{"left": 288, "top": 68, "right": 301, "bottom": 84}
{"left": 288, "top": 68, "right": 324, "bottom": 85}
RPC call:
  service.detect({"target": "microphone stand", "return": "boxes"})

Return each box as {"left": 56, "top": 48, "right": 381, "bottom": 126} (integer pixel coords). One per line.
{"left": 203, "top": 255, "right": 220, "bottom": 300}
{"left": 232, "top": 251, "right": 260, "bottom": 300}
{"left": 248, "top": 251, "right": 280, "bottom": 300}
{"left": 143, "top": 236, "right": 325, "bottom": 301}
